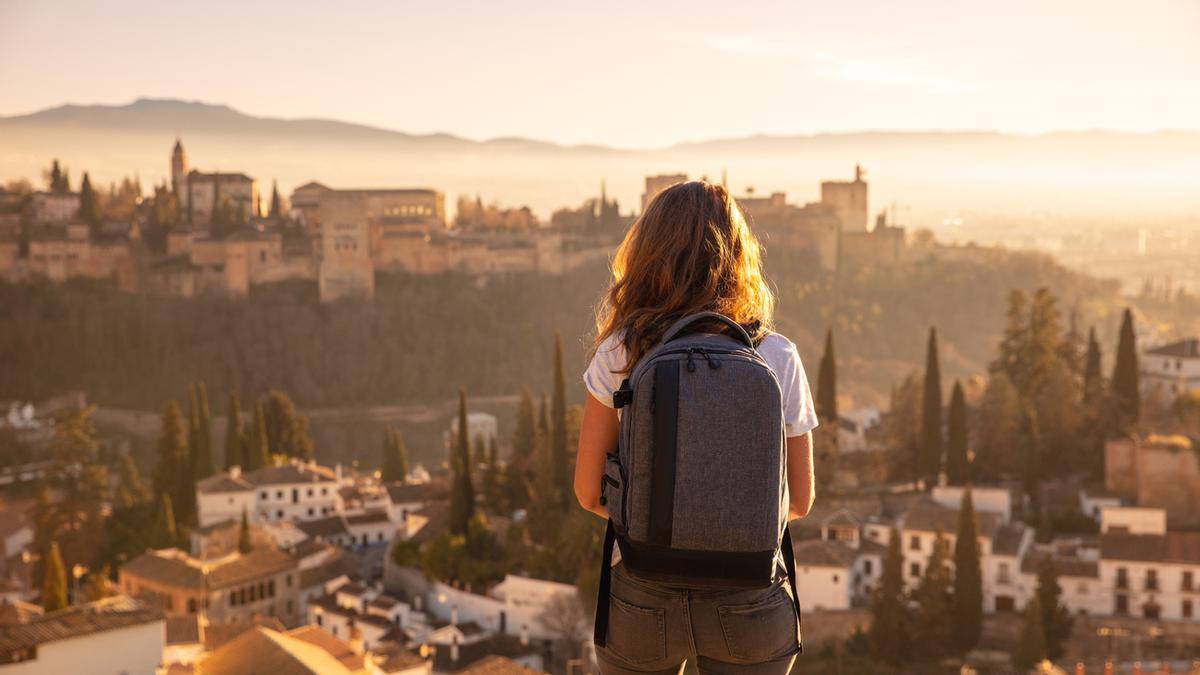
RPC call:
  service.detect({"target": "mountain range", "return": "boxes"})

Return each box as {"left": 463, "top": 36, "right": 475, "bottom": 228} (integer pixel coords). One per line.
{"left": 2, "top": 98, "right": 1197, "bottom": 222}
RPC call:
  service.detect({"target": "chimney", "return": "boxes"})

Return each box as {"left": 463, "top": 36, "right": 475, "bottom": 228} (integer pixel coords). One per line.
{"left": 230, "top": 466, "right": 241, "bottom": 479}
{"left": 519, "top": 624, "right": 529, "bottom": 647}
{"left": 450, "top": 641, "right": 460, "bottom": 663}
{"left": 348, "top": 624, "right": 364, "bottom": 655}
{"left": 450, "top": 605, "right": 458, "bottom": 626}
{"left": 336, "top": 463, "right": 343, "bottom": 481}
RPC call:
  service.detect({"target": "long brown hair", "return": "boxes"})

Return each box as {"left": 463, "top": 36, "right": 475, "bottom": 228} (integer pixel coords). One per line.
{"left": 594, "top": 180, "right": 774, "bottom": 372}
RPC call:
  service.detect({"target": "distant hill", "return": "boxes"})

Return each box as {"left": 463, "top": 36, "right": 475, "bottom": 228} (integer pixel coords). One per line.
{"left": 2, "top": 98, "right": 1198, "bottom": 222}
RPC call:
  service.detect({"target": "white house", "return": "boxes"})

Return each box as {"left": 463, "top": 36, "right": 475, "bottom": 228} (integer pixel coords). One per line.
{"left": 1141, "top": 338, "right": 1200, "bottom": 398}
{"left": 836, "top": 406, "right": 882, "bottom": 453}
{"left": 0, "top": 596, "right": 163, "bottom": 674}
{"left": 196, "top": 459, "right": 342, "bottom": 527}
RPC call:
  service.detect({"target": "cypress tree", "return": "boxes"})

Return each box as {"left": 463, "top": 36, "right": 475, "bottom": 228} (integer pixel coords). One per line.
{"left": 1021, "top": 404, "right": 1042, "bottom": 516}
{"left": 513, "top": 390, "right": 536, "bottom": 459}
{"left": 78, "top": 172, "right": 101, "bottom": 235}
{"left": 1014, "top": 595, "right": 1047, "bottom": 671}
{"left": 381, "top": 428, "right": 410, "bottom": 483}
{"left": 224, "top": 392, "right": 244, "bottom": 470}
{"left": 952, "top": 489, "right": 983, "bottom": 655}
{"left": 153, "top": 493, "right": 178, "bottom": 548}
{"left": 993, "top": 289, "right": 1028, "bottom": 392}
{"left": 1112, "top": 308, "right": 1140, "bottom": 426}
{"left": 48, "top": 159, "right": 65, "bottom": 192}
{"left": 1083, "top": 326, "right": 1102, "bottom": 403}
{"left": 946, "top": 380, "right": 969, "bottom": 485}
{"left": 920, "top": 327, "right": 944, "bottom": 483}
{"left": 474, "top": 435, "right": 486, "bottom": 469}
{"left": 816, "top": 327, "right": 838, "bottom": 424}
{"left": 449, "top": 390, "right": 476, "bottom": 535}
{"left": 116, "top": 453, "right": 151, "bottom": 507}
{"left": 154, "top": 401, "right": 187, "bottom": 512}
{"left": 552, "top": 333, "right": 570, "bottom": 510}
{"left": 381, "top": 428, "right": 397, "bottom": 481}
{"left": 1036, "top": 557, "right": 1074, "bottom": 660}
{"left": 483, "top": 437, "right": 502, "bottom": 511}
{"left": 868, "top": 527, "right": 909, "bottom": 665}
{"left": 41, "top": 541, "right": 68, "bottom": 612}
{"left": 395, "top": 429, "right": 410, "bottom": 481}
{"left": 246, "top": 400, "right": 269, "bottom": 470}
{"left": 912, "top": 528, "right": 953, "bottom": 661}
{"left": 237, "top": 507, "right": 253, "bottom": 554}
{"left": 190, "top": 382, "right": 213, "bottom": 479}
{"left": 269, "top": 180, "right": 282, "bottom": 219}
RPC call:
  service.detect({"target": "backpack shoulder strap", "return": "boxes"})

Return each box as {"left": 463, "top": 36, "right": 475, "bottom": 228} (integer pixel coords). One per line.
{"left": 593, "top": 519, "right": 617, "bottom": 647}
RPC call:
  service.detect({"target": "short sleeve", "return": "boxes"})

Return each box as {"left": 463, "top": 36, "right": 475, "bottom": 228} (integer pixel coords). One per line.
{"left": 763, "top": 334, "right": 820, "bottom": 438}
{"left": 583, "top": 335, "right": 628, "bottom": 408}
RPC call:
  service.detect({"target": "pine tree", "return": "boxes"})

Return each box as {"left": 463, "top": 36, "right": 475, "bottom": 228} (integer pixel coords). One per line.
{"left": 920, "top": 327, "right": 944, "bottom": 483}
{"left": 1035, "top": 557, "right": 1074, "bottom": 660}
{"left": 154, "top": 401, "right": 187, "bottom": 513}
{"left": 1014, "top": 595, "right": 1047, "bottom": 671}
{"left": 449, "top": 390, "right": 476, "bottom": 535}
{"left": 1083, "top": 326, "right": 1103, "bottom": 404}
{"left": 41, "top": 541, "right": 68, "bottom": 612}
{"left": 78, "top": 172, "right": 101, "bottom": 235}
{"left": 237, "top": 507, "right": 253, "bottom": 554}
{"left": 816, "top": 327, "right": 838, "bottom": 425}
{"left": 1112, "top": 308, "right": 1140, "bottom": 426}
{"left": 868, "top": 527, "right": 909, "bottom": 665}
{"left": 224, "top": 392, "right": 244, "bottom": 470}
{"left": 246, "top": 400, "right": 269, "bottom": 470}
{"left": 513, "top": 390, "right": 536, "bottom": 460}
{"left": 153, "top": 494, "right": 178, "bottom": 548}
{"left": 552, "top": 333, "right": 570, "bottom": 510}
{"left": 952, "top": 489, "right": 983, "bottom": 655}
{"left": 993, "top": 289, "right": 1029, "bottom": 392}
{"left": 1021, "top": 404, "right": 1043, "bottom": 516}
{"left": 946, "top": 380, "right": 969, "bottom": 485}
{"left": 911, "top": 528, "right": 953, "bottom": 661}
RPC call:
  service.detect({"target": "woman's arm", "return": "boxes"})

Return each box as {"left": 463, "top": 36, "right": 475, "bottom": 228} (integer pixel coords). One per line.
{"left": 786, "top": 432, "right": 815, "bottom": 520}
{"left": 574, "top": 393, "right": 618, "bottom": 519}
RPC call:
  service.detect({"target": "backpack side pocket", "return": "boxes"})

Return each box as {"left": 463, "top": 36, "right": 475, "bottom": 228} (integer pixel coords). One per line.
{"left": 602, "top": 453, "right": 627, "bottom": 532}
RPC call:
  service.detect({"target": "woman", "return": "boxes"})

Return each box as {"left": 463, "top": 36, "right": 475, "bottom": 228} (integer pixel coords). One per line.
{"left": 574, "top": 180, "right": 818, "bottom": 675}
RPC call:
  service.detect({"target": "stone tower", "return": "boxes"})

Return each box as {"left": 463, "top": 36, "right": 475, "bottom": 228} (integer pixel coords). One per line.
{"left": 171, "top": 139, "right": 188, "bottom": 203}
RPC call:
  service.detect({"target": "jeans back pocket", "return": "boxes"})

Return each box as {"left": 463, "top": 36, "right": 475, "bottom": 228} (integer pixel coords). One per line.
{"left": 717, "top": 586, "right": 799, "bottom": 663}
{"left": 604, "top": 595, "right": 667, "bottom": 665}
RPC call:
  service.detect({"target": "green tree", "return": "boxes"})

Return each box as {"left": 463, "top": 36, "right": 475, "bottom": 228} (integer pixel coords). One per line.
{"left": 190, "top": 382, "right": 213, "bottom": 479}
{"left": 1112, "top": 308, "right": 1140, "bottom": 427}
{"left": 975, "top": 373, "right": 1021, "bottom": 481}
{"left": 483, "top": 437, "right": 503, "bottom": 512}
{"left": 513, "top": 390, "right": 536, "bottom": 460}
{"left": 1083, "top": 326, "right": 1103, "bottom": 404}
{"left": 883, "top": 372, "right": 922, "bottom": 481}
{"left": 946, "top": 380, "right": 969, "bottom": 485}
{"left": 381, "top": 427, "right": 410, "bottom": 483}
{"left": 153, "top": 493, "right": 178, "bottom": 548}
{"left": 237, "top": 507, "right": 252, "bottom": 554}
{"left": 224, "top": 392, "right": 244, "bottom": 470}
{"left": 552, "top": 333, "right": 570, "bottom": 510}
{"left": 450, "top": 390, "right": 476, "bottom": 535}
{"left": 816, "top": 327, "right": 838, "bottom": 424}
{"left": 952, "top": 489, "right": 983, "bottom": 655}
{"left": 1035, "top": 557, "right": 1074, "bottom": 660}
{"left": 911, "top": 528, "right": 953, "bottom": 661}
{"left": 920, "top": 327, "right": 944, "bottom": 483}
{"left": 993, "top": 289, "right": 1029, "bottom": 393}
{"left": 115, "top": 453, "right": 151, "bottom": 508}
{"left": 262, "top": 390, "right": 313, "bottom": 460}
{"left": 41, "top": 541, "right": 68, "bottom": 612}
{"left": 1024, "top": 288, "right": 1064, "bottom": 398}
{"left": 868, "top": 527, "right": 909, "bottom": 665}
{"left": 1021, "top": 404, "right": 1043, "bottom": 516}
{"left": 246, "top": 399, "right": 270, "bottom": 470}
{"left": 47, "top": 159, "right": 69, "bottom": 192}
{"left": 1014, "top": 595, "right": 1047, "bottom": 671}
{"left": 154, "top": 401, "right": 187, "bottom": 512}
{"left": 78, "top": 172, "right": 101, "bottom": 236}
{"left": 269, "top": 180, "right": 283, "bottom": 219}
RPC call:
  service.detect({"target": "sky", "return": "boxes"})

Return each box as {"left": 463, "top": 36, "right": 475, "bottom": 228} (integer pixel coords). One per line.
{"left": 1, "top": 0, "right": 1198, "bottom": 148}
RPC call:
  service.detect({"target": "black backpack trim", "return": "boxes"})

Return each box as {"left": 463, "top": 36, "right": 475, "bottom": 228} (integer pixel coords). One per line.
{"left": 647, "top": 361, "right": 680, "bottom": 547}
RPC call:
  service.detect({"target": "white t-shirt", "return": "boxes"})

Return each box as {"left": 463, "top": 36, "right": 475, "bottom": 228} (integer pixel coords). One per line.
{"left": 583, "top": 331, "right": 819, "bottom": 438}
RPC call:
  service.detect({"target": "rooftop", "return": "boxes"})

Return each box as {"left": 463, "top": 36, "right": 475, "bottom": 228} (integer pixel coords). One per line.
{"left": 1145, "top": 338, "right": 1200, "bottom": 359}
{"left": 0, "top": 596, "right": 159, "bottom": 653}
{"left": 197, "top": 626, "right": 359, "bottom": 675}
{"left": 121, "top": 547, "right": 296, "bottom": 590}
{"left": 1100, "top": 531, "right": 1200, "bottom": 564}
{"left": 902, "top": 499, "right": 1001, "bottom": 539}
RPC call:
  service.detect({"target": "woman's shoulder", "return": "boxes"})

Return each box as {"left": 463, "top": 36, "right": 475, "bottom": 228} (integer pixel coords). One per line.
{"left": 757, "top": 331, "right": 798, "bottom": 356}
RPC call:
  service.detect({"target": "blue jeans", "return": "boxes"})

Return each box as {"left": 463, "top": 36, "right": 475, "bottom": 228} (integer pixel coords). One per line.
{"left": 596, "top": 563, "right": 801, "bottom": 675}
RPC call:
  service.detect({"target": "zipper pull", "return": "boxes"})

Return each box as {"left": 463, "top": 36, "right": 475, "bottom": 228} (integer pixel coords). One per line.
{"left": 685, "top": 347, "right": 697, "bottom": 372}
{"left": 700, "top": 348, "right": 720, "bottom": 369}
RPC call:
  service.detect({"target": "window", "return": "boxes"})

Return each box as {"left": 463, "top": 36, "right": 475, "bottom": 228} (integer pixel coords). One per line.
{"left": 909, "top": 535, "right": 920, "bottom": 551}
{"left": 1144, "top": 602, "right": 1160, "bottom": 620}
{"left": 378, "top": 532, "right": 384, "bottom": 542}
{"left": 1185, "top": 600, "right": 1194, "bottom": 619}
{"left": 269, "top": 580, "right": 275, "bottom": 598}
{"left": 261, "top": 491, "right": 269, "bottom": 500}
{"left": 308, "top": 488, "right": 314, "bottom": 497}
{"left": 864, "top": 560, "right": 873, "bottom": 575}
{"left": 1116, "top": 568, "right": 1129, "bottom": 589}
{"left": 1184, "top": 572, "right": 1194, "bottom": 591}
{"left": 308, "top": 508, "right": 314, "bottom": 517}
{"left": 286, "top": 574, "right": 293, "bottom": 588}
{"left": 832, "top": 574, "right": 839, "bottom": 583}
{"left": 187, "top": 598, "right": 197, "bottom": 613}
{"left": 322, "top": 487, "right": 329, "bottom": 496}
{"left": 317, "top": 614, "right": 323, "bottom": 626}
{"left": 1146, "top": 569, "right": 1159, "bottom": 591}
{"left": 1115, "top": 594, "right": 1129, "bottom": 615}
{"left": 277, "top": 510, "right": 283, "bottom": 519}
{"left": 998, "top": 562, "right": 1011, "bottom": 584}
{"left": 277, "top": 490, "right": 284, "bottom": 499}
{"left": 910, "top": 563, "right": 920, "bottom": 578}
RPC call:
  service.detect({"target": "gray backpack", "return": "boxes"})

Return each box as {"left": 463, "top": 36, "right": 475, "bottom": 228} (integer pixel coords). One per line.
{"left": 593, "top": 312, "right": 801, "bottom": 648}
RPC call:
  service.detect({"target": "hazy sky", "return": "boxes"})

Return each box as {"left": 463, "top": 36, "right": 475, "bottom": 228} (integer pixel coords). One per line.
{"left": 1, "top": 0, "right": 1198, "bottom": 147}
